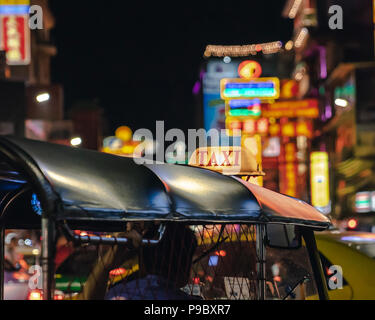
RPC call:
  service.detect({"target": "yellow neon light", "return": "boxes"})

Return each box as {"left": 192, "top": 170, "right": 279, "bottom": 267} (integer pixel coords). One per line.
{"left": 311, "top": 152, "right": 330, "bottom": 208}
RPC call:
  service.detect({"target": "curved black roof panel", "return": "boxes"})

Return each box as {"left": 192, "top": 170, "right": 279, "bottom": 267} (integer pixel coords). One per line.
{"left": 0, "top": 137, "right": 331, "bottom": 229}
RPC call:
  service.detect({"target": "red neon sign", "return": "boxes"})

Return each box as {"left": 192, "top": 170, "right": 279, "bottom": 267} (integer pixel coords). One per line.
{"left": 0, "top": 14, "right": 30, "bottom": 65}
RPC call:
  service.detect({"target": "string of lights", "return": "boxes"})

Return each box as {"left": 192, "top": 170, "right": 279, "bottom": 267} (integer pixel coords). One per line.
{"left": 203, "top": 41, "right": 284, "bottom": 58}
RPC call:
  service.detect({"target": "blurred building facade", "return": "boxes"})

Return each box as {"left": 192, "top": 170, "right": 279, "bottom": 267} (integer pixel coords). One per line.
{"left": 198, "top": 44, "right": 317, "bottom": 197}
{"left": 283, "top": 0, "right": 375, "bottom": 224}
{"left": 0, "top": 0, "right": 73, "bottom": 145}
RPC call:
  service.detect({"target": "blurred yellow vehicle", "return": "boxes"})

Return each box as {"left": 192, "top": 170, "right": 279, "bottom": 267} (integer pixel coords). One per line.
{"left": 315, "top": 231, "right": 375, "bottom": 300}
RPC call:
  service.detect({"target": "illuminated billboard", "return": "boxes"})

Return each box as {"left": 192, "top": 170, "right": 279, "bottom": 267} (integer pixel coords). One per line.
{"left": 355, "top": 192, "right": 373, "bottom": 213}
{"left": 226, "top": 117, "right": 269, "bottom": 136}
{"left": 279, "top": 143, "right": 297, "bottom": 198}
{"left": 262, "top": 99, "right": 319, "bottom": 118}
{"left": 203, "top": 61, "right": 238, "bottom": 131}
{"left": 225, "top": 99, "right": 261, "bottom": 118}
{"left": 220, "top": 78, "right": 280, "bottom": 100}
{"left": 311, "top": 152, "right": 331, "bottom": 214}
{"left": 0, "top": 0, "right": 30, "bottom": 65}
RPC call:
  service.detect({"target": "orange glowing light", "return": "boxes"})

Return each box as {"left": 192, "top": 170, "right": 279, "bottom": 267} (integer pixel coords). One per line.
{"left": 269, "top": 123, "right": 280, "bottom": 136}
{"left": 238, "top": 60, "right": 263, "bottom": 79}
{"left": 257, "top": 118, "right": 269, "bottom": 134}
{"left": 243, "top": 119, "right": 256, "bottom": 134}
{"left": 347, "top": 219, "right": 358, "bottom": 229}
{"left": 54, "top": 293, "right": 64, "bottom": 300}
{"left": 282, "top": 122, "right": 296, "bottom": 137}
{"left": 109, "top": 268, "right": 127, "bottom": 277}
{"left": 215, "top": 250, "right": 227, "bottom": 257}
{"left": 115, "top": 126, "right": 133, "bottom": 142}
{"left": 27, "top": 290, "right": 43, "bottom": 301}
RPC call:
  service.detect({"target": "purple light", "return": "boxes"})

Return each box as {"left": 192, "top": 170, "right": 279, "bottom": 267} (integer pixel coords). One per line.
{"left": 325, "top": 105, "right": 332, "bottom": 119}
{"left": 193, "top": 81, "right": 201, "bottom": 95}
{"left": 319, "top": 46, "right": 327, "bottom": 79}
{"left": 341, "top": 236, "right": 375, "bottom": 243}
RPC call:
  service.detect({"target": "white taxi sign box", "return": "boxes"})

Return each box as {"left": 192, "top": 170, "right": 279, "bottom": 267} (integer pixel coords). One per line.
{"left": 188, "top": 145, "right": 265, "bottom": 177}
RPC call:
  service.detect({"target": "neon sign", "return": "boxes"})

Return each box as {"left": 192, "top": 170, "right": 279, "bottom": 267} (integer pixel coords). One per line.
{"left": 279, "top": 143, "right": 297, "bottom": 197}
{"left": 221, "top": 78, "right": 280, "bottom": 100}
{"left": 226, "top": 117, "right": 269, "bottom": 136}
{"left": 0, "top": 0, "right": 31, "bottom": 65}
{"left": 355, "top": 192, "right": 371, "bottom": 213}
{"left": 262, "top": 99, "right": 319, "bottom": 119}
{"left": 226, "top": 99, "right": 261, "bottom": 118}
{"left": 311, "top": 152, "right": 330, "bottom": 212}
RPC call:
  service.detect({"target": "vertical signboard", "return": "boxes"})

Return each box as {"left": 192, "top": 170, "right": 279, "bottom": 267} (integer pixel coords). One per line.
{"left": 311, "top": 152, "right": 331, "bottom": 214}
{"left": 279, "top": 143, "right": 297, "bottom": 197}
{"left": 0, "top": 0, "right": 30, "bottom": 65}
{"left": 203, "top": 61, "right": 238, "bottom": 131}
{"left": 354, "top": 191, "right": 375, "bottom": 214}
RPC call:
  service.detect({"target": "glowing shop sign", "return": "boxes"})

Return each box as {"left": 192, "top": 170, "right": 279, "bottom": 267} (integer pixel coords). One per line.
{"left": 355, "top": 192, "right": 371, "bottom": 213}
{"left": 280, "top": 120, "right": 313, "bottom": 138}
{"left": 0, "top": 0, "right": 29, "bottom": 14}
{"left": 226, "top": 117, "right": 269, "bottom": 136}
{"left": 226, "top": 99, "right": 261, "bottom": 118}
{"left": 262, "top": 99, "right": 319, "bottom": 119}
{"left": 221, "top": 78, "right": 280, "bottom": 100}
{"left": 0, "top": 0, "right": 30, "bottom": 65}
{"left": 279, "top": 143, "right": 297, "bottom": 197}
{"left": 311, "top": 152, "right": 330, "bottom": 211}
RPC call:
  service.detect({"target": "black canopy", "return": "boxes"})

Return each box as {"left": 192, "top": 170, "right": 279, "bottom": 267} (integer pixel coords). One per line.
{"left": 0, "top": 137, "right": 331, "bottom": 229}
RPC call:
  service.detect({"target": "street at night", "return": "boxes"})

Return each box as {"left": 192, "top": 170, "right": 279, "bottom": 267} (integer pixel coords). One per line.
{"left": 0, "top": 0, "right": 375, "bottom": 311}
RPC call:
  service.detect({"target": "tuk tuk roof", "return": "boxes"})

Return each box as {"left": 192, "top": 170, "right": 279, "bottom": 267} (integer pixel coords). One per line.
{"left": 0, "top": 137, "right": 331, "bottom": 230}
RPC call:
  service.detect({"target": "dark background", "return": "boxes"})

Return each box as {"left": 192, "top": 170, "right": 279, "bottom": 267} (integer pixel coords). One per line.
{"left": 49, "top": 1, "right": 292, "bottom": 135}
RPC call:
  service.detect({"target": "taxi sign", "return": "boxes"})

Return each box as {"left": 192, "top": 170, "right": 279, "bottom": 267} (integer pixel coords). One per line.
{"left": 189, "top": 144, "right": 265, "bottom": 177}
{"left": 221, "top": 78, "right": 280, "bottom": 100}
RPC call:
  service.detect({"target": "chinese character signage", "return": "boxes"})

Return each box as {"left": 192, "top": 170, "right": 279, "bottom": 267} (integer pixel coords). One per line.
{"left": 226, "top": 117, "right": 269, "bottom": 136}
{"left": 0, "top": 0, "right": 30, "bottom": 65}
{"left": 262, "top": 99, "right": 319, "bottom": 118}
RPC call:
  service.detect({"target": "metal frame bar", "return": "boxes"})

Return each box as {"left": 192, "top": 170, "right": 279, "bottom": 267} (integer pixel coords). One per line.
{"left": 61, "top": 222, "right": 167, "bottom": 247}
{"left": 41, "top": 216, "right": 56, "bottom": 301}
{"left": 302, "top": 227, "right": 330, "bottom": 300}
{"left": 0, "top": 226, "right": 4, "bottom": 301}
{"left": 256, "top": 224, "right": 267, "bottom": 300}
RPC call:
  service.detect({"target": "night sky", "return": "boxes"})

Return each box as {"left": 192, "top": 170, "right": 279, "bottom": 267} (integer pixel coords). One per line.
{"left": 49, "top": 1, "right": 293, "bottom": 135}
